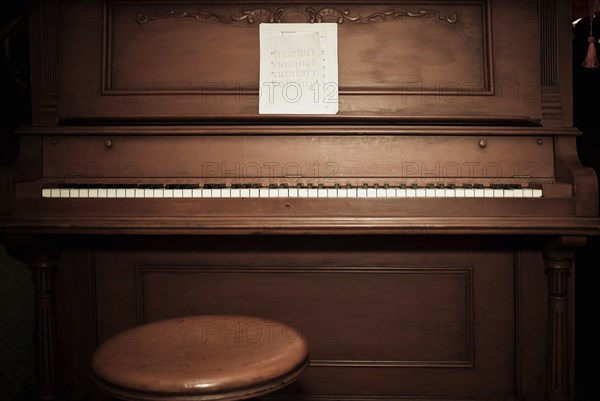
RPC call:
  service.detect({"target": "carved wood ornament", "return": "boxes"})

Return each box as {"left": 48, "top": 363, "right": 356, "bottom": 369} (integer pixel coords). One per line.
{"left": 137, "top": 7, "right": 459, "bottom": 25}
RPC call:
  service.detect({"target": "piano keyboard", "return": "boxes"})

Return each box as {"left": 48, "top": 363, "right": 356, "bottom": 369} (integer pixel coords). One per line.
{"left": 41, "top": 184, "right": 543, "bottom": 198}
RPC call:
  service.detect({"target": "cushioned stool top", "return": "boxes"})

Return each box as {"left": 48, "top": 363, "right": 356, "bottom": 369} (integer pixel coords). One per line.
{"left": 91, "top": 315, "right": 309, "bottom": 400}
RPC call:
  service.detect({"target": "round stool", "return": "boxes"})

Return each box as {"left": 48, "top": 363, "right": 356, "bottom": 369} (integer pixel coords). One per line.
{"left": 91, "top": 315, "right": 309, "bottom": 401}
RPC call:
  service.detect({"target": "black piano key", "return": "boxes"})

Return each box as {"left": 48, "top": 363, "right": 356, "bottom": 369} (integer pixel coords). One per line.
{"left": 280, "top": 183, "right": 289, "bottom": 188}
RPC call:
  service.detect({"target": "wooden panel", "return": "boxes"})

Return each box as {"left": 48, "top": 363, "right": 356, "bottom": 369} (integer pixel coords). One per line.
{"left": 91, "top": 235, "right": 516, "bottom": 398}
{"left": 57, "top": 0, "right": 541, "bottom": 122}
{"left": 106, "top": 2, "right": 490, "bottom": 95}
{"left": 42, "top": 135, "right": 555, "bottom": 179}
{"left": 138, "top": 266, "right": 474, "bottom": 367}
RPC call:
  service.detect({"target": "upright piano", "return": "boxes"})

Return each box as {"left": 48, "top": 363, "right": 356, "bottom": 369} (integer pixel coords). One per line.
{"left": 1, "top": 0, "right": 599, "bottom": 400}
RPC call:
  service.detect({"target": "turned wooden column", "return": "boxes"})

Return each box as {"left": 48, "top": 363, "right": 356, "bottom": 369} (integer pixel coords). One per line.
{"left": 28, "top": 245, "right": 60, "bottom": 400}
{"left": 543, "top": 237, "right": 585, "bottom": 401}
{"left": 5, "top": 236, "right": 61, "bottom": 401}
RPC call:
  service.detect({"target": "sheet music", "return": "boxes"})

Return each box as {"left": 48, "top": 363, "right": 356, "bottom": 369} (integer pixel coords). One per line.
{"left": 259, "top": 23, "right": 338, "bottom": 115}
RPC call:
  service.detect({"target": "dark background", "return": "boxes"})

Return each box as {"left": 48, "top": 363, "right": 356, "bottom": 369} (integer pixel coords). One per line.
{"left": 1, "top": 1, "right": 598, "bottom": 400}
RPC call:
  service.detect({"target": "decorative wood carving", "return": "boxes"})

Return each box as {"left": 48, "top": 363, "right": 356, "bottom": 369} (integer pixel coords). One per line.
{"left": 137, "top": 6, "right": 459, "bottom": 25}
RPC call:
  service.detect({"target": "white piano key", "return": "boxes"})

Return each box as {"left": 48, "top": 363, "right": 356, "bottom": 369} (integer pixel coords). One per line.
{"left": 173, "top": 189, "right": 184, "bottom": 198}
{"left": 532, "top": 189, "right": 543, "bottom": 198}
{"left": 269, "top": 188, "right": 279, "bottom": 198}
{"left": 135, "top": 188, "right": 145, "bottom": 198}
{"left": 182, "top": 189, "right": 192, "bottom": 198}
{"left": 474, "top": 188, "right": 485, "bottom": 197}
{"left": 211, "top": 189, "right": 221, "bottom": 197}
{"left": 416, "top": 188, "right": 427, "bottom": 197}
{"left": 51, "top": 188, "right": 60, "bottom": 198}
{"left": 240, "top": 188, "right": 250, "bottom": 198}
{"left": 493, "top": 189, "right": 504, "bottom": 198}
{"left": 444, "top": 188, "right": 455, "bottom": 197}
{"left": 483, "top": 188, "right": 495, "bottom": 198}
{"left": 435, "top": 188, "right": 445, "bottom": 197}
{"left": 60, "top": 188, "right": 70, "bottom": 198}
{"left": 386, "top": 188, "right": 396, "bottom": 198}
{"left": 42, "top": 188, "right": 52, "bottom": 198}
{"left": 231, "top": 188, "right": 241, "bottom": 198}
{"left": 279, "top": 188, "right": 289, "bottom": 197}
{"left": 357, "top": 188, "right": 367, "bottom": 198}
{"left": 367, "top": 188, "right": 377, "bottom": 198}
{"left": 425, "top": 188, "right": 436, "bottom": 197}
{"left": 327, "top": 188, "right": 337, "bottom": 198}
{"left": 144, "top": 188, "right": 154, "bottom": 198}
{"left": 377, "top": 188, "right": 387, "bottom": 197}
{"left": 523, "top": 188, "right": 534, "bottom": 198}
{"left": 221, "top": 188, "right": 231, "bottom": 198}
{"left": 107, "top": 188, "right": 117, "bottom": 198}
{"left": 298, "top": 188, "right": 308, "bottom": 197}
{"left": 163, "top": 189, "right": 174, "bottom": 198}
{"left": 513, "top": 189, "right": 524, "bottom": 197}
{"left": 191, "top": 189, "right": 201, "bottom": 198}
{"left": 464, "top": 189, "right": 475, "bottom": 197}
{"left": 79, "top": 189, "right": 89, "bottom": 198}
{"left": 504, "top": 190, "right": 514, "bottom": 198}
{"left": 248, "top": 188, "right": 258, "bottom": 198}
{"left": 88, "top": 189, "right": 98, "bottom": 198}
{"left": 455, "top": 188, "right": 465, "bottom": 197}
{"left": 406, "top": 188, "right": 416, "bottom": 198}
{"left": 397, "top": 188, "right": 407, "bottom": 198}
{"left": 259, "top": 188, "right": 269, "bottom": 198}
{"left": 308, "top": 188, "right": 318, "bottom": 198}
{"left": 116, "top": 188, "right": 126, "bottom": 198}
{"left": 153, "top": 188, "right": 164, "bottom": 198}
{"left": 69, "top": 188, "right": 79, "bottom": 198}
{"left": 288, "top": 188, "right": 298, "bottom": 197}
{"left": 337, "top": 188, "right": 348, "bottom": 198}
{"left": 99, "top": 188, "right": 108, "bottom": 198}
{"left": 347, "top": 188, "right": 358, "bottom": 198}
{"left": 317, "top": 188, "right": 328, "bottom": 198}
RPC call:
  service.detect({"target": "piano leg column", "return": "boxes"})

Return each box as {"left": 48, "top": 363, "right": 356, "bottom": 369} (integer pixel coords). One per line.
{"left": 543, "top": 237, "right": 584, "bottom": 401}
{"left": 28, "top": 244, "right": 61, "bottom": 401}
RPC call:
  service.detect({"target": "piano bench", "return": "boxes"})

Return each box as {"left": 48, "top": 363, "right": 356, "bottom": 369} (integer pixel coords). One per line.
{"left": 90, "top": 315, "right": 309, "bottom": 401}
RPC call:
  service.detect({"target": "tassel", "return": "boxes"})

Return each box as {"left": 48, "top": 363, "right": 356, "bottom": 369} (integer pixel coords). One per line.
{"left": 583, "top": 35, "right": 599, "bottom": 68}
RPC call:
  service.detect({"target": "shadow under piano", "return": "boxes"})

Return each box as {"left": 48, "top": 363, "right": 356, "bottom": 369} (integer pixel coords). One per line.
{"left": 1, "top": 1, "right": 599, "bottom": 400}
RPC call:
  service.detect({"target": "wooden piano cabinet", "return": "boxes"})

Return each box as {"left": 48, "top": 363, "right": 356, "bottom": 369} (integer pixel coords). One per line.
{"left": 15, "top": 234, "right": 570, "bottom": 401}
{"left": 1, "top": 0, "right": 595, "bottom": 400}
